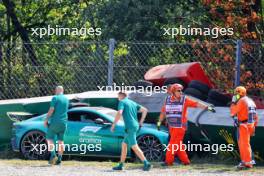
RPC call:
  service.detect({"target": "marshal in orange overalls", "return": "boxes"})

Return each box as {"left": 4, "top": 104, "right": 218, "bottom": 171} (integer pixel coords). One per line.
{"left": 230, "top": 86, "right": 258, "bottom": 168}
{"left": 160, "top": 95, "right": 198, "bottom": 165}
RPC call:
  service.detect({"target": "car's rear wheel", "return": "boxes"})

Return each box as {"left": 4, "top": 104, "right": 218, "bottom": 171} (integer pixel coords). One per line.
{"left": 20, "top": 131, "right": 49, "bottom": 160}
{"left": 137, "top": 135, "right": 164, "bottom": 162}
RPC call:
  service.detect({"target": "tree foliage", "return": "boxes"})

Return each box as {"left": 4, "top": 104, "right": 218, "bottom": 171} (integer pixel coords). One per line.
{"left": 0, "top": 0, "right": 263, "bottom": 98}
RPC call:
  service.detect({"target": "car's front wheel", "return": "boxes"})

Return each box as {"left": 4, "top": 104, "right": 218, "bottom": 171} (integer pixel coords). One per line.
{"left": 20, "top": 130, "right": 49, "bottom": 160}
{"left": 137, "top": 135, "right": 164, "bottom": 162}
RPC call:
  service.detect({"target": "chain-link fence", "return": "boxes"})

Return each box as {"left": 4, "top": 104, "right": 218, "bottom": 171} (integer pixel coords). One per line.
{"left": 240, "top": 42, "right": 264, "bottom": 96}
{"left": 113, "top": 41, "right": 237, "bottom": 90}
{"left": 0, "top": 40, "right": 263, "bottom": 100}
{"left": 0, "top": 41, "right": 109, "bottom": 99}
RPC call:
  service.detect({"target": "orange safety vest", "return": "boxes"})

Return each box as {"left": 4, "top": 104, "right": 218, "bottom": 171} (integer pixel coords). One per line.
{"left": 231, "top": 96, "right": 258, "bottom": 125}
{"left": 165, "top": 95, "right": 186, "bottom": 128}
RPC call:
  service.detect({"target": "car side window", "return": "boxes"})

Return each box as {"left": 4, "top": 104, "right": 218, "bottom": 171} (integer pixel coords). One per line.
{"left": 67, "top": 111, "right": 109, "bottom": 123}
{"left": 80, "top": 112, "right": 104, "bottom": 123}
{"left": 67, "top": 112, "right": 82, "bottom": 122}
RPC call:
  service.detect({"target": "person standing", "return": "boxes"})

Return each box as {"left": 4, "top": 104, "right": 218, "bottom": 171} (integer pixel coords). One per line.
{"left": 230, "top": 86, "right": 258, "bottom": 169}
{"left": 44, "top": 86, "right": 69, "bottom": 165}
{"left": 111, "top": 92, "right": 152, "bottom": 171}
{"left": 157, "top": 83, "right": 215, "bottom": 166}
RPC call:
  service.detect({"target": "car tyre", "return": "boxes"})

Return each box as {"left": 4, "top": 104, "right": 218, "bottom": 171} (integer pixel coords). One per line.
{"left": 188, "top": 80, "right": 210, "bottom": 95}
{"left": 208, "top": 89, "right": 231, "bottom": 105}
{"left": 20, "top": 130, "right": 49, "bottom": 160}
{"left": 206, "top": 97, "right": 227, "bottom": 107}
{"left": 184, "top": 88, "right": 207, "bottom": 101}
{"left": 136, "top": 135, "right": 164, "bottom": 162}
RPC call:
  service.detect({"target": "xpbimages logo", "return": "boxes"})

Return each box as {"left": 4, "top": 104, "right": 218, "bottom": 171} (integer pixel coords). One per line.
{"left": 31, "top": 25, "right": 102, "bottom": 38}
{"left": 163, "top": 25, "right": 234, "bottom": 39}
{"left": 163, "top": 141, "right": 234, "bottom": 154}
{"left": 97, "top": 83, "right": 168, "bottom": 96}
{"left": 30, "top": 143, "right": 102, "bottom": 155}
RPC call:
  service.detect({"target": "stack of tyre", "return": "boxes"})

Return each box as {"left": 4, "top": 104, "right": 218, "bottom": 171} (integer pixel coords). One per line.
{"left": 184, "top": 80, "right": 231, "bottom": 107}
{"left": 132, "top": 79, "right": 231, "bottom": 107}
{"left": 132, "top": 78, "right": 187, "bottom": 92}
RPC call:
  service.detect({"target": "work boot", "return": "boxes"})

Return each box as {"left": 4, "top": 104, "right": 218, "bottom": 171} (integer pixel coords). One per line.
{"left": 182, "top": 160, "right": 191, "bottom": 165}
{"left": 250, "top": 160, "right": 256, "bottom": 165}
{"left": 183, "top": 162, "right": 190, "bottom": 166}
{"left": 236, "top": 162, "right": 252, "bottom": 170}
{"left": 143, "top": 161, "right": 152, "bottom": 171}
{"left": 112, "top": 163, "right": 123, "bottom": 171}
{"left": 48, "top": 155, "right": 58, "bottom": 165}
{"left": 236, "top": 162, "right": 245, "bottom": 170}
{"left": 245, "top": 165, "right": 253, "bottom": 169}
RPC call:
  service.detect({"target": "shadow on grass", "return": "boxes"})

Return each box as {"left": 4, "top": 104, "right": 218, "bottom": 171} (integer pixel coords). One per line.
{"left": 30, "top": 165, "right": 53, "bottom": 168}
{"left": 0, "top": 150, "right": 23, "bottom": 160}
{"left": 201, "top": 168, "right": 233, "bottom": 174}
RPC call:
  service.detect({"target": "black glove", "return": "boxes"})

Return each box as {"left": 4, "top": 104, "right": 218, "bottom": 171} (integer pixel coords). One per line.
{"left": 207, "top": 105, "right": 216, "bottom": 113}
{"left": 157, "top": 121, "right": 161, "bottom": 131}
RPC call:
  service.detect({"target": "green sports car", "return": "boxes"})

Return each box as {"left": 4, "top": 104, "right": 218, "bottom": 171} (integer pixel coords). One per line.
{"left": 11, "top": 107, "right": 168, "bottom": 161}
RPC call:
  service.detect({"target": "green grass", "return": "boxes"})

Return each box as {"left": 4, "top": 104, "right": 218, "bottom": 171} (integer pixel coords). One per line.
{"left": 1, "top": 159, "right": 264, "bottom": 174}
{"left": 1, "top": 149, "right": 264, "bottom": 174}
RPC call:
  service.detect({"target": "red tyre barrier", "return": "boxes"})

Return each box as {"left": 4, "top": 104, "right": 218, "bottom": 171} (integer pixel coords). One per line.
{"left": 144, "top": 62, "right": 215, "bottom": 88}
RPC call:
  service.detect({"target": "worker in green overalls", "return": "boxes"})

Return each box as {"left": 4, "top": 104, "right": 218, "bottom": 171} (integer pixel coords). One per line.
{"left": 111, "top": 92, "right": 152, "bottom": 171}
{"left": 44, "top": 86, "right": 69, "bottom": 165}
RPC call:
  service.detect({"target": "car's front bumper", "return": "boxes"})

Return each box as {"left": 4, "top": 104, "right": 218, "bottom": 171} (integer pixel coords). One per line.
{"left": 11, "top": 136, "right": 20, "bottom": 152}
{"left": 11, "top": 125, "right": 21, "bottom": 152}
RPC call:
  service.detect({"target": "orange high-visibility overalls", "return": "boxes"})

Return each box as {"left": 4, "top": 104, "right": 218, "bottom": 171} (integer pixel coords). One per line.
{"left": 231, "top": 96, "right": 258, "bottom": 167}
{"left": 161, "top": 95, "right": 197, "bottom": 165}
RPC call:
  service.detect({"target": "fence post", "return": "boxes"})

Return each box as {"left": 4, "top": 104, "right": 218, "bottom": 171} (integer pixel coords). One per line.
{"left": 108, "top": 38, "right": 115, "bottom": 86}
{"left": 235, "top": 40, "right": 242, "bottom": 87}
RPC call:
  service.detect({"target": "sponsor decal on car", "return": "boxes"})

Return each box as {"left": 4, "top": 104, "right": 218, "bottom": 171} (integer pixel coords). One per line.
{"left": 80, "top": 126, "right": 102, "bottom": 133}
{"left": 79, "top": 136, "right": 102, "bottom": 144}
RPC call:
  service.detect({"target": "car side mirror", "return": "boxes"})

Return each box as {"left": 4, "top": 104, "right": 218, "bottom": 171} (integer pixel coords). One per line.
{"left": 95, "top": 118, "right": 104, "bottom": 125}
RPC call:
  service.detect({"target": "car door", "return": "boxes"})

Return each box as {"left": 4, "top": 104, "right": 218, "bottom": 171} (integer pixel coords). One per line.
{"left": 65, "top": 110, "right": 120, "bottom": 157}
{"left": 63, "top": 111, "right": 83, "bottom": 155}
